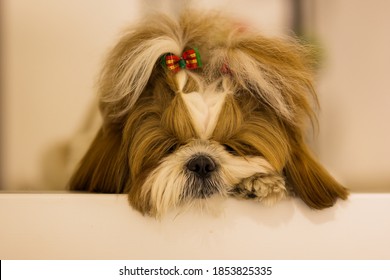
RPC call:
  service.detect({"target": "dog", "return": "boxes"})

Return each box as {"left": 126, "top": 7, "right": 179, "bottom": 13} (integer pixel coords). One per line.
{"left": 69, "top": 10, "right": 348, "bottom": 217}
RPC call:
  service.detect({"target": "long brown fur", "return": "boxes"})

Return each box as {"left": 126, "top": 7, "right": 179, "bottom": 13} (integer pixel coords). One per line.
{"left": 69, "top": 10, "right": 348, "bottom": 215}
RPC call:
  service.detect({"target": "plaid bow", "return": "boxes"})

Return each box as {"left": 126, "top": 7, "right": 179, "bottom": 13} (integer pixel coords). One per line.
{"left": 161, "top": 48, "right": 202, "bottom": 73}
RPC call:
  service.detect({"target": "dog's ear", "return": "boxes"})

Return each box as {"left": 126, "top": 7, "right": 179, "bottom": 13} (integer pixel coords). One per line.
{"left": 209, "top": 32, "right": 318, "bottom": 126}
{"left": 69, "top": 128, "right": 129, "bottom": 193}
{"left": 97, "top": 15, "right": 182, "bottom": 126}
{"left": 284, "top": 135, "right": 349, "bottom": 209}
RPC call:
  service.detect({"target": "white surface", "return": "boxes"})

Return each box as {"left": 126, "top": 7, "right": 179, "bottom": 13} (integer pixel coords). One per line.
{"left": 0, "top": 193, "right": 389, "bottom": 259}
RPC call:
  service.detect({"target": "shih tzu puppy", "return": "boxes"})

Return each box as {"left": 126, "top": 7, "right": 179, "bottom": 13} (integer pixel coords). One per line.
{"left": 69, "top": 10, "right": 348, "bottom": 217}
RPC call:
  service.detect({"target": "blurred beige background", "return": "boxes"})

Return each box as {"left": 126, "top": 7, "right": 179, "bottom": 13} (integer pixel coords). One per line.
{"left": 1, "top": 0, "right": 389, "bottom": 192}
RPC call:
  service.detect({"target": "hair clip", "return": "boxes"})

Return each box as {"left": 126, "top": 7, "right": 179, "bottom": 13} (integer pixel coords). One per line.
{"left": 220, "top": 62, "right": 232, "bottom": 75}
{"left": 161, "top": 48, "right": 202, "bottom": 73}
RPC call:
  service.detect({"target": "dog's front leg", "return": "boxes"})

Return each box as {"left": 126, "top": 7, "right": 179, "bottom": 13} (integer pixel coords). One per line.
{"left": 231, "top": 172, "right": 287, "bottom": 205}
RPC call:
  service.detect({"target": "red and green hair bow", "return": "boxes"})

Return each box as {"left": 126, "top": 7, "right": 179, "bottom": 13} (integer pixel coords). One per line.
{"left": 161, "top": 48, "right": 202, "bottom": 73}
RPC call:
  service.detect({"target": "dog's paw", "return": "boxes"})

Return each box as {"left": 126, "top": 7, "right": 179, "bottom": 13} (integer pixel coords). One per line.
{"left": 231, "top": 172, "right": 287, "bottom": 205}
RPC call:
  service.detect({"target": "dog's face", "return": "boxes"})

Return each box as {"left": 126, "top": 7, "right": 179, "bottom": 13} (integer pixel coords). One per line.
{"left": 70, "top": 11, "right": 348, "bottom": 217}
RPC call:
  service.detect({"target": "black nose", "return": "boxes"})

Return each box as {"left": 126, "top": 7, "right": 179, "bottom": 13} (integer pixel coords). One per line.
{"left": 187, "top": 155, "right": 216, "bottom": 178}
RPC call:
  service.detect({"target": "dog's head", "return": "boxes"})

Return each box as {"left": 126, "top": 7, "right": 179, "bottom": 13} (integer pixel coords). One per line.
{"left": 70, "top": 11, "right": 348, "bottom": 217}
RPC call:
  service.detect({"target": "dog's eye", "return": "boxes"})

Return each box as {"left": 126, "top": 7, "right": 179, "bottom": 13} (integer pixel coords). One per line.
{"left": 167, "top": 143, "right": 180, "bottom": 154}
{"left": 222, "top": 144, "right": 239, "bottom": 155}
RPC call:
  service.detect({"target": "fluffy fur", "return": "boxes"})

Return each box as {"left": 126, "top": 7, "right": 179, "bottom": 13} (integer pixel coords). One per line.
{"left": 69, "top": 10, "right": 348, "bottom": 217}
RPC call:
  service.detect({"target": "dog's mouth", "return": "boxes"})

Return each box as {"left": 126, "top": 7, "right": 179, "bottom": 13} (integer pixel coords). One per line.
{"left": 184, "top": 177, "right": 221, "bottom": 199}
